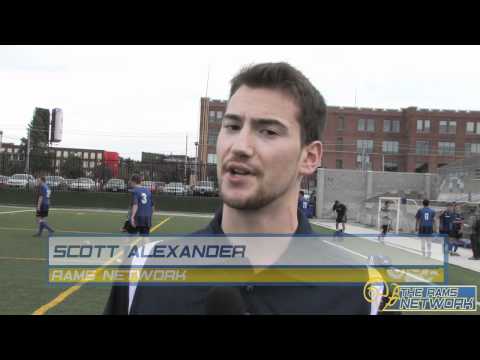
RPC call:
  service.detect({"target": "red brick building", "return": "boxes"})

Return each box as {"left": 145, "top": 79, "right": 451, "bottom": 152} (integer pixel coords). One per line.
{"left": 324, "top": 106, "right": 480, "bottom": 172}
{"left": 198, "top": 98, "right": 480, "bottom": 174}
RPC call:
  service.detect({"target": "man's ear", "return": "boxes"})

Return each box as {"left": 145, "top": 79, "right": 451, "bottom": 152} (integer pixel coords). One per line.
{"left": 299, "top": 141, "right": 322, "bottom": 176}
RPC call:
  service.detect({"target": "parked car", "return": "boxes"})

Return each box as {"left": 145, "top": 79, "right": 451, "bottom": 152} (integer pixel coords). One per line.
{"left": 68, "top": 178, "right": 96, "bottom": 191}
{"left": 193, "top": 181, "right": 218, "bottom": 197}
{"left": 153, "top": 181, "right": 166, "bottom": 193}
{"left": 7, "top": 174, "right": 36, "bottom": 189}
{"left": 141, "top": 181, "right": 156, "bottom": 193}
{"left": 64, "top": 179, "right": 75, "bottom": 189}
{"left": 104, "top": 178, "right": 127, "bottom": 192}
{"left": 45, "top": 176, "right": 66, "bottom": 190}
{"left": 164, "top": 182, "right": 188, "bottom": 195}
{"left": 301, "top": 189, "right": 311, "bottom": 202}
{"left": 0, "top": 175, "right": 9, "bottom": 189}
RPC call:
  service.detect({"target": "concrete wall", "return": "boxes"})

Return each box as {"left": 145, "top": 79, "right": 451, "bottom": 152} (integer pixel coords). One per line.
{"left": 316, "top": 168, "right": 439, "bottom": 223}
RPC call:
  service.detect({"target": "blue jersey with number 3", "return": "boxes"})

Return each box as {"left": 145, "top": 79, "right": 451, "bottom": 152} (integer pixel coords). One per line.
{"left": 416, "top": 207, "right": 435, "bottom": 227}
{"left": 131, "top": 187, "right": 153, "bottom": 226}
{"left": 39, "top": 184, "right": 50, "bottom": 207}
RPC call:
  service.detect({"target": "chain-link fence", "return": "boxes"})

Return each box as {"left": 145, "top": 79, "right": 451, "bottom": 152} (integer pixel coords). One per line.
{"left": 0, "top": 154, "right": 220, "bottom": 197}
{"left": 0, "top": 153, "right": 318, "bottom": 198}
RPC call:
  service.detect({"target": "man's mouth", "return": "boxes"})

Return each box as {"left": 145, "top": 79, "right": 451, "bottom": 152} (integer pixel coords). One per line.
{"left": 225, "top": 163, "right": 255, "bottom": 177}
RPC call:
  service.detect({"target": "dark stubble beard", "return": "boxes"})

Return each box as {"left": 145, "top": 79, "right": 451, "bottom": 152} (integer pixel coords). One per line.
{"left": 219, "top": 172, "right": 297, "bottom": 210}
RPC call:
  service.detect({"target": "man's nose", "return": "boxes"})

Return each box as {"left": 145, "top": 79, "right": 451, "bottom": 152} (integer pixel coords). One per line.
{"left": 230, "top": 127, "right": 254, "bottom": 158}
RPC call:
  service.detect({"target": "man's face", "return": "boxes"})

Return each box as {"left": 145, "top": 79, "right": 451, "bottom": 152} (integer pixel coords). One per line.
{"left": 216, "top": 85, "right": 314, "bottom": 210}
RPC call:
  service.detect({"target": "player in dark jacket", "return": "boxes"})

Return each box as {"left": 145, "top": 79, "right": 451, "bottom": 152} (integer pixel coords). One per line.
{"left": 332, "top": 200, "right": 347, "bottom": 233}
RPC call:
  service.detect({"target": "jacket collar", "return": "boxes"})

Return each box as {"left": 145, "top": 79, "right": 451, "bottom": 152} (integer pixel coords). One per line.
{"left": 202, "top": 206, "right": 314, "bottom": 235}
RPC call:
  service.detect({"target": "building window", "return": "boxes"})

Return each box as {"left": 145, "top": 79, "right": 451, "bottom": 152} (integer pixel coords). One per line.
{"left": 358, "top": 119, "right": 365, "bottom": 131}
{"left": 358, "top": 118, "right": 374, "bottom": 132}
{"left": 56, "top": 150, "right": 62, "bottom": 158}
{"left": 416, "top": 141, "right": 430, "bottom": 155}
{"left": 357, "top": 139, "right": 374, "bottom": 153}
{"left": 90, "top": 152, "right": 96, "bottom": 160}
{"left": 356, "top": 154, "right": 372, "bottom": 170}
{"left": 417, "top": 119, "right": 431, "bottom": 133}
{"left": 382, "top": 141, "right": 399, "bottom": 154}
{"left": 383, "top": 119, "right": 400, "bottom": 133}
{"left": 98, "top": 153, "right": 102, "bottom": 161}
{"left": 337, "top": 116, "right": 345, "bottom": 131}
{"left": 83, "top": 152, "right": 89, "bottom": 159}
{"left": 384, "top": 160, "right": 399, "bottom": 172}
{"left": 336, "top": 159, "right": 343, "bottom": 169}
{"left": 56, "top": 160, "right": 61, "bottom": 167}
{"left": 216, "top": 111, "right": 223, "bottom": 120}
{"left": 439, "top": 120, "right": 456, "bottom": 134}
{"left": 207, "top": 131, "right": 218, "bottom": 145}
{"left": 89, "top": 161, "right": 95, "bottom": 168}
{"left": 83, "top": 161, "right": 88, "bottom": 168}
{"left": 207, "top": 154, "right": 217, "bottom": 164}
{"left": 209, "top": 110, "right": 215, "bottom": 118}
{"left": 438, "top": 142, "right": 455, "bottom": 155}
{"left": 63, "top": 151, "right": 68, "bottom": 158}
{"left": 465, "top": 143, "right": 480, "bottom": 155}
{"left": 336, "top": 137, "right": 343, "bottom": 151}
{"left": 466, "top": 122, "right": 475, "bottom": 134}
{"left": 366, "top": 119, "right": 375, "bottom": 132}
{"left": 415, "top": 162, "right": 429, "bottom": 173}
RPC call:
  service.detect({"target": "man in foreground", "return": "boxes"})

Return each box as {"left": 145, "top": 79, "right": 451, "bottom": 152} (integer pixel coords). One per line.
{"left": 105, "top": 62, "right": 376, "bottom": 315}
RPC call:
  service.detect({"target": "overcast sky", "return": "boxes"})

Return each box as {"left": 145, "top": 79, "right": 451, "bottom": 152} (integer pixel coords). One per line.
{"left": 1, "top": 45, "right": 480, "bottom": 160}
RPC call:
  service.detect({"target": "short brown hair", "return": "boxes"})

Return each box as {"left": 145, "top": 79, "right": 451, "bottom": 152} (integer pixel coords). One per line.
{"left": 130, "top": 174, "right": 142, "bottom": 184}
{"left": 229, "top": 62, "right": 327, "bottom": 146}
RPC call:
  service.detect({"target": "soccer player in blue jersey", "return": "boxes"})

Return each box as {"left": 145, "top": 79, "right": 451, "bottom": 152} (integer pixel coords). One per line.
{"left": 33, "top": 176, "right": 54, "bottom": 237}
{"left": 416, "top": 199, "right": 436, "bottom": 257}
{"left": 439, "top": 203, "right": 455, "bottom": 256}
{"left": 297, "top": 191, "right": 309, "bottom": 216}
{"left": 449, "top": 203, "right": 465, "bottom": 256}
{"left": 127, "top": 174, "right": 154, "bottom": 235}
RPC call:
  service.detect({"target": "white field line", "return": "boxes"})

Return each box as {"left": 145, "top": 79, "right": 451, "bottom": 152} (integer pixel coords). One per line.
{"left": 0, "top": 209, "right": 35, "bottom": 215}
{"left": 0, "top": 205, "right": 213, "bottom": 218}
{"left": 323, "top": 239, "right": 434, "bottom": 284}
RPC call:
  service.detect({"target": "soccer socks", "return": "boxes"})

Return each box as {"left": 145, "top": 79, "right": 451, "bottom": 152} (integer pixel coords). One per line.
{"left": 37, "top": 221, "right": 45, "bottom": 235}
{"left": 43, "top": 221, "right": 54, "bottom": 233}
{"left": 37, "top": 220, "right": 54, "bottom": 235}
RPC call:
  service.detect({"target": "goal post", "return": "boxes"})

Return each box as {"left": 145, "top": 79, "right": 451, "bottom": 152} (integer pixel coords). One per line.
{"left": 377, "top": 197, "right": 401, "bottom": 234}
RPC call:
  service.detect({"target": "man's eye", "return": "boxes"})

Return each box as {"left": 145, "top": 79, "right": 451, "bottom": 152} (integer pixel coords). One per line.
{"left": 260, "top": 129, "right": 278, "bottom": 136}
{"left": 224, "top": 124, "right": 240, "bottom": 131}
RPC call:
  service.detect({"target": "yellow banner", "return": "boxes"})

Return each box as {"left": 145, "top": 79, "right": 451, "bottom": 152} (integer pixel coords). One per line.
{"left": 48, "top": 267, "right": 445, "bottom": 284}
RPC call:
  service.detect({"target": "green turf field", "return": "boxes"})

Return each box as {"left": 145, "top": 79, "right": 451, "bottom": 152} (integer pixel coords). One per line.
{"left": 0, "top": 205, "right": 478, "bottom": 315}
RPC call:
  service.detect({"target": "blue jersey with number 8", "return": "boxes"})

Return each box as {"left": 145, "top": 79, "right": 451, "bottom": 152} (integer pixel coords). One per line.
{"left": 416, "top": 207, "right": 435, "bottom": 227}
